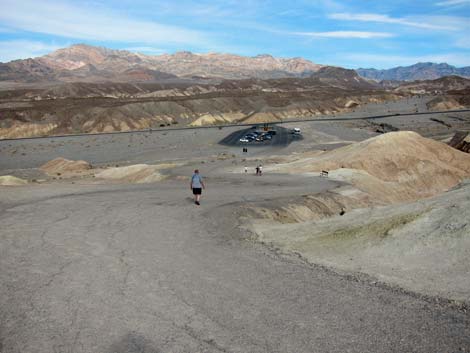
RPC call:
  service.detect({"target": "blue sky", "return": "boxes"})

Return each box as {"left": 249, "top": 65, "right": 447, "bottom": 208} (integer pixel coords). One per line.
{"left": 0, "top": 0, "right": 469, "bottom": 68}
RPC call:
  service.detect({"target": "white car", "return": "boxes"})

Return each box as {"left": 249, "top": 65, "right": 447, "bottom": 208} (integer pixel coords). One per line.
{"left": 239, "top": 137, "right": 249, "bottom": 143}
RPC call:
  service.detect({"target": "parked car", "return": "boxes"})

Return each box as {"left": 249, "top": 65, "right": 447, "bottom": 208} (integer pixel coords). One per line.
{"left": 256, "top": 133, "right": 271, "bottom": 141}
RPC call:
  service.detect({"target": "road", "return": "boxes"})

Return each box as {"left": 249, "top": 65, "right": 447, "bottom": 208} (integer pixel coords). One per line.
{"left": 1, "top": 108, "right": 469, "bottom": 142}
{"left": 1, "top": 175, "right": 469, "bottom": 353}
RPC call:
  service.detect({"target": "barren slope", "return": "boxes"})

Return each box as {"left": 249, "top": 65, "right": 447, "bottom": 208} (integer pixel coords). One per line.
{"left": 268, "top": 131, "right": 470, "bottom": 202}
{"left": 0, "top": 76, "right": 398, "bottom": 138}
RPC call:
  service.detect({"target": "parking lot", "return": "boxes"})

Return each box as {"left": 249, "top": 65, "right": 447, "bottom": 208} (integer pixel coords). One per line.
{"left": 219, "top": 125, "right": 301, "bottom": 147}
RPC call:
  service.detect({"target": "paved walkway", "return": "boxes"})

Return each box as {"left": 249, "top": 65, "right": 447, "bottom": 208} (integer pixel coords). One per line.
{"left": 1, "top": 179, "right": 469, "bottom": 352}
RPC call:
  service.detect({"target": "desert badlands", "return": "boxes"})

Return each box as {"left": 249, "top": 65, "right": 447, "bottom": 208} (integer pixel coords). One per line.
{"left": 1, "top": 42, "right": 470, "bottom": 352}
{"left": 1, "top": 94, "right": 470, "bottom": 352}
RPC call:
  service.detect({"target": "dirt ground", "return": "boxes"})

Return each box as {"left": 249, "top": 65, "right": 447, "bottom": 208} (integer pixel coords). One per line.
{"left": 1, "top": 98, "right": 470, "bottom": 352}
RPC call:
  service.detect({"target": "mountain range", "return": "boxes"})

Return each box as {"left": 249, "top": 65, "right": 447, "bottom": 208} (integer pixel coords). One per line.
{"left": 1, "top": 44, "right": 469, "bottom": 85}
{"left": 0, "top": 44, "right": 322, "bottom": 83}
{"left": 2, "top": 44, "right": 470, "bottom": 139}
{"left": 357, "top": 63, "right": 470, "bottom": 82}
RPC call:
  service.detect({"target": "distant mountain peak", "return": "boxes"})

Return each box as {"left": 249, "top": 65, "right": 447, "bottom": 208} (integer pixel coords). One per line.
{"left": 174, "top": 50, "right": 194, "bottom": 56}
{"left": 311, "top": 66, "right": 378, "bottom": 89}
{"left": 255, "top": 54, "right": 274, "bottom": 58}
{"left": 0, "top": 43, "right": 323, "bottom": 82}
{"left": 357, "top": 62, "right": 470, "bottom": 81}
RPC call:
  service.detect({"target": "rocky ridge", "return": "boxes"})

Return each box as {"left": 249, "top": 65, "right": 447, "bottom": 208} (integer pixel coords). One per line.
{"left": 357, "top": 62, "right": 470, "bottom": 81}
{"left": 0, "top": 44, "right": 323, "bottom": 82}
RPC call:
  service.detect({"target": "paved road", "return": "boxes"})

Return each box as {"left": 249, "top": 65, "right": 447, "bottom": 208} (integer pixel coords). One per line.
{"left": 1, "top": 176, "right": 469, "bottom": 353}
{"left": 1, "top": 108, "right": 469, "bottom": 142}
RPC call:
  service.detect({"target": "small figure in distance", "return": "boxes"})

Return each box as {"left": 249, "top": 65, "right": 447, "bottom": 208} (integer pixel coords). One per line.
{"left": 255, "top": 165, "right": 259, "bottom": 176}
{"left": 259, "top": 165, "right": 263, "bottom": 176}
{"left": 190, "top": 169, "right": 205, "bottom": 205}
{"left": 339, "top": 208, "right": 345, "bottom": 216}
{"left": 244, "top": 166, "right": 248, "bottom": 174}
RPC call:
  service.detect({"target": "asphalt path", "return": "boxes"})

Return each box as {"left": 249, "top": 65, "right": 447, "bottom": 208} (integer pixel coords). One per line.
{"left": 1, "top": 178, "right": 469, "bottom": 352}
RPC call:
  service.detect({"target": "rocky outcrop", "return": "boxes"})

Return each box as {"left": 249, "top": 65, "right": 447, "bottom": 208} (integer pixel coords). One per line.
{"left": 449, "top": 131, "right": 470, "bottom": 153}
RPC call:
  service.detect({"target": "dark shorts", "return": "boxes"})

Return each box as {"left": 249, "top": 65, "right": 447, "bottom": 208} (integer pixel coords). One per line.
{"left": 192, "top": 188, "right": 202, "bottom": 195}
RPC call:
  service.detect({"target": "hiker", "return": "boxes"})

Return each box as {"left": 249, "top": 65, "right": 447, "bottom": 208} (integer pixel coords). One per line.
{"left": 255, "top": 166, "right": 259, "bottom": 175}
{"left": 244, "top": 166, "right": 248, "bottom": 174}
{"left": 259, "top": 165, "right": 263, "bottom": 176}
{"left": 190, "top": 169, "right": 205, "bottom": 205}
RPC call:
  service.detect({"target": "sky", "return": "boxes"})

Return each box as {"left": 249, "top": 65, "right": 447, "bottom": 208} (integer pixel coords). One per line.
{"left": 0, "top": 0, "right": 469, "bottom": 68}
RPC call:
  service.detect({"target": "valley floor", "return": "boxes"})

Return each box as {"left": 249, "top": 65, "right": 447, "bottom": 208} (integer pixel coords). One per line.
{"left": 1, "top": 99, "right": 470, "bottom": 352}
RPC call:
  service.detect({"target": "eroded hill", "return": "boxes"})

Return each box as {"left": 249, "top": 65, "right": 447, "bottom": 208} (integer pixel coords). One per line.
{"left": 0, "top": 74, "right": 398, "bottom": 139}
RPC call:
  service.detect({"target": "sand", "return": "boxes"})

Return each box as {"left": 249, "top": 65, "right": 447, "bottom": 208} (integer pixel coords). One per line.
{"left": 95, "top": 163, "right": 178, "bottom": 183}
{"left": 269, "top": 131, "right": 470, "bottom": 202}
{"left": 250, "top": 181, "right": 470, "bottom": 302}
{"left": 40, "top": 157, "right": 91, "bottom": 176}
{"left": 0, "top": 175, "right": 28, "bottom": 186}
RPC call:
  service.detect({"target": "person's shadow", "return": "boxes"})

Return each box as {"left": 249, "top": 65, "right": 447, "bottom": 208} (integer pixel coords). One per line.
{"left": 186, "top": 196, "right": 195, "bottom": 204}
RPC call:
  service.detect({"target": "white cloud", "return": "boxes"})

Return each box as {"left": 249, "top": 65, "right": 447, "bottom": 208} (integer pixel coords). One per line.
{"left": 125, "top": 47, "right": 166, "bottom": 55}
{"left": 330, "top": 13, "right": 458, "bottom": 30}
{"left": 436, "top": 0, "right": 470, "bottom": 6}
{"left": 455, "top": 36, "right": 470, "bottom": 49}
{"left": 344, "top": 53, "right": 470, "bottom": 69}
{"left": 0, "top": 0, "right": 213, "bottom": 47}
{"left": 293, "top": 31, "right": 394, "bottom": 39}
{"left": 0, "top": 40, "right": 64, "bottom": 62}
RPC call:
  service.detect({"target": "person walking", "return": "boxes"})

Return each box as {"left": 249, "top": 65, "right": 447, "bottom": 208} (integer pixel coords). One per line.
{"left": 259, "top": 165, "right": 263, "bottom": 176}
{"left": 190, "top": 169, "right": 205, "bottom": 205}
{"left": 244, "top": 166, "right": 248, "bottom": 174}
